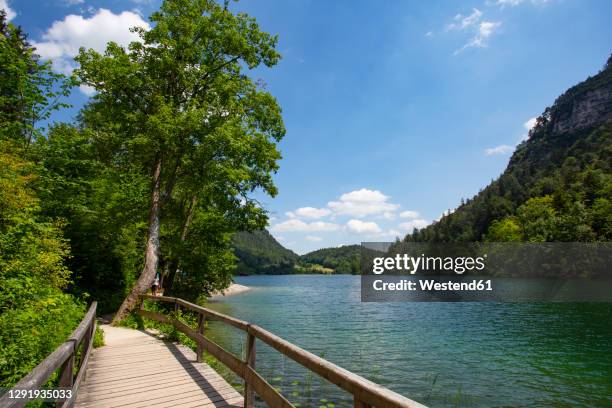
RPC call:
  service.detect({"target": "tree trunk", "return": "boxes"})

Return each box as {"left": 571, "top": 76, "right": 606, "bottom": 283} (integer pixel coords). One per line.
{"left": 113, "top": 158, "right": 163, "bottom": 323}
{"left": 164, "top": 196, "right": 197, "bottom": 295}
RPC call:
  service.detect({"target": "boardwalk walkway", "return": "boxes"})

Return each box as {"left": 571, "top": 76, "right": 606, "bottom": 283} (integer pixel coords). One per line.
{"left": 75, "top": 325, "right": 243, "bottom": 408}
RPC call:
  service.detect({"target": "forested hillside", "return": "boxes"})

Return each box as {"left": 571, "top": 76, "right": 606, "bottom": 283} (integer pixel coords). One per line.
{"left": 406, "top": 56, "right": 612, "bottom": 243}
{"left": 233, "top": 230, "right": 298, "bottom": 275}
{"left": 299, "top": 245, "right": 361, "bottom": 274}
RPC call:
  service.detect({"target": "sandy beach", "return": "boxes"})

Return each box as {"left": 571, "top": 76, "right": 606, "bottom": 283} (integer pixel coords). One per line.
{"left": 210, "top": 283, "right": 250, "bottom": 298}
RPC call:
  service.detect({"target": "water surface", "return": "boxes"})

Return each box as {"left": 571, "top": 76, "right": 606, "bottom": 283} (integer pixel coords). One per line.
{"left": 205, "top": 275, "right": 612, "bottom": 407}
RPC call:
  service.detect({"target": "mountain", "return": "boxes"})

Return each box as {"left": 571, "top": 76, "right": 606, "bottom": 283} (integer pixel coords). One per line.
{"left": 232, "top": 230, "right": 298, "bottom": 275}
{"left": 405, "top": 56, "right": 612, "bottom": 243}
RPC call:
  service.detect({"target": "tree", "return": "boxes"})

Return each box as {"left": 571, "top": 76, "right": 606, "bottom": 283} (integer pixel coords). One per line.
{"left": 516, "top": 196, "right": 557, "bottom": 242}
{"left": 74, "top": 0, "right": 285, "bottom": 321}
{"left": 0, "top": 142, "right": 84, "bottom": 386}
{"left": 485, "top": 218, "right": 522, "bottom": 242}
{"left": 0, "top": 11, "right": 70, "bottom": 147}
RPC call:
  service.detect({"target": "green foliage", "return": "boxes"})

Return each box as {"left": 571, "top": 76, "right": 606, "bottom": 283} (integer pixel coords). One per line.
{"left": 484, "top": 218, "right": 522, "bottom": 242}
{"left": 0, "top": 11, "right": 71, "bottom": 146}
{"left": 93, "top": 326, "right": 105, "bottom": 348}
{"left": 0, "top": 143, "right": 84, "bottom": 387}
{"left": 34, "top": 123, "right": 149, "bottom": 313}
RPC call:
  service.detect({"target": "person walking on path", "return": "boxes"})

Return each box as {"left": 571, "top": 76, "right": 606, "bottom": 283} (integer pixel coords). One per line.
{"left": 152, "top": 274, "right": 160, "bottom": 296}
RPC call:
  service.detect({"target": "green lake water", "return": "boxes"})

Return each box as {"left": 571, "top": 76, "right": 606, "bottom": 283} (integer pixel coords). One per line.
{"left": 204, "top": 274, "right": 612, "bottom": 408}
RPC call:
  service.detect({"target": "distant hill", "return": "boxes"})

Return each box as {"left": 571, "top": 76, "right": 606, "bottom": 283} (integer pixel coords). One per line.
{"left": 232, "top": 231, "right": 361, "bottom": 275}
{"left": 299, "top": 245, "right": 361, "bottom": 274}
{"left": 405, "top": 56, "right": 612, "bottom": 243}
{"left": 232, "top": 230, "right": 298, "bottom": 275}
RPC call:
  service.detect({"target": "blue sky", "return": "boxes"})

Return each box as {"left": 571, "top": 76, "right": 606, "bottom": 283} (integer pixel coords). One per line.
{"left": 4, "top": 0, "right": 611, "bottom": 254}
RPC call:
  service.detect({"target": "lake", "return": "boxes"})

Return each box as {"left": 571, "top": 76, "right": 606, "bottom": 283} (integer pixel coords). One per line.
{"left": 205, "top": 274, "right": 612, "bottom": 407}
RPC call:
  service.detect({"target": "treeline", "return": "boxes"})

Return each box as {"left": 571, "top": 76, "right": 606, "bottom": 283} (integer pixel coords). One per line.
{"left": 299, "top": 245, "right": 361, "bottom": 274}
{"left": 0, "top": 0, "right": 284, "bottom": 387}
{"left": 405, "top": 58, "right": 612, "bottom": 244}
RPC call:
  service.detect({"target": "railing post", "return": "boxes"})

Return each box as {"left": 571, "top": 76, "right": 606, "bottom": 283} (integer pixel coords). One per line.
{"left": 244, "top": 329, "right": 256, "bottom": 408}
{"left": 354, "top": 398, "right": 372, "bottom": 408}
{"left": 196, "top": 313, "right": 206, "bottom": 363}
{"left": 56, "top": 349, "right": 74, "bottom": 408}
{"left": 82, "top": 316, "right": 95, "bottom": 382}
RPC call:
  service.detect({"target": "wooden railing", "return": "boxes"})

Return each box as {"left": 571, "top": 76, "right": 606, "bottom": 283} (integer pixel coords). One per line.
{"left": 0, "top": 302, "right": 97, "bottom": 408}
{"left": 138, "top": 295, "right": 426, "bottom": 408}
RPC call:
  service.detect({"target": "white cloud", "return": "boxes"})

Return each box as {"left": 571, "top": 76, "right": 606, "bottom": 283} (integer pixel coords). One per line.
{"left": 346, "top": 219, "right": 382, "bottom": 235}
{"left": 78, "top": 84, "right": 96, "bottom": 96}
{"left": 381, "top": 211, "right": 396, "bottom": 220}
{"left": 399, "top": 219, "right": 430, "bottom": 232}
{"left": 524, "top": 117, "right": 537, "bottom": 131}
{"left": 271, "top": 219, "right": 340, "bottom": 233}
{"left": 447, "top": 8, "right": 483, "bottom": 30}
{"left": 328, "top": 188, "right": 400, "bottom": 218}
{"left": 33, "top": 8, "right": 150, "bottom": 78}
{"left": 305, "top": 235, "right": 322, "bottom": 242}
{"left": 425, "top": 31, "right": 433, "bottom": 37}
{"left": 455, "top": 21, "right": 502, "bottom": 54}
{"left": 286, "top": 207, "right": 331, "bottom": 219}
{"left": 399, "top": 210, "right": 420, "bottom": 219}
{"left": 518, "top": 116, "right": 538, "bottom": 141}
{"left": 65, "top": 0, "right": 84, "bottom": 5}
{"left": 0, "top": 0, "right": 16, "bottom": 21}
{"left": 485, "top": 144, "right": 514, "bottom": 155}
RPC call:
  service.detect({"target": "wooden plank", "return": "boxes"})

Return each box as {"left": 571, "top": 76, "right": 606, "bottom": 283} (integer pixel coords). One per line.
{"left": 79, "top": 380, "right": 238, "bottom": 406}
{"left": 79, "top": 375, "right": 231, "bottom": 399}
{"left": 82, "top": 365, "right": 220, "bottom": 386}
{"left": 153, "top": 394, "right": 244, "bottom": 408}
{"left": 74, "top": 324, "right": 241, "bottom": 408}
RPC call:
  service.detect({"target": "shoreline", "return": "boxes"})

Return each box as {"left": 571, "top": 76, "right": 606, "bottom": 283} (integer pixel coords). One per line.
{"left": 210, "top": 283, "right": 250, "bottom": 299}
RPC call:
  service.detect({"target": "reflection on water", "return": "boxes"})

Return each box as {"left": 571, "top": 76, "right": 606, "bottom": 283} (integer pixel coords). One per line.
{"left": 204, "top": 275, "right": 612, "bottom": 407}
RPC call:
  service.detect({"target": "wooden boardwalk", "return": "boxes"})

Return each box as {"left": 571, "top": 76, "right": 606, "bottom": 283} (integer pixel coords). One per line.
{"left": 2, "top": 299, "right": 424, "bottom": 408}
{"left": 75, "top": 325, "right": 243, "bottom": 408}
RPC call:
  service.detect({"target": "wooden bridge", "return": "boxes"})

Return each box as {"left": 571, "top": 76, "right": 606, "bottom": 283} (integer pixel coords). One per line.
{"left": 0, "top": 296, "right": 426, "bottom": 408}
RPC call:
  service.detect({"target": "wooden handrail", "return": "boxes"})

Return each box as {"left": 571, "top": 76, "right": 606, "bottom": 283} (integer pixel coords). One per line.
{"left": 0, "top": 302, "right": 97, "bottom": 408}
{"left": 139, "top": 295, "right": 426, "bottom": 408}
